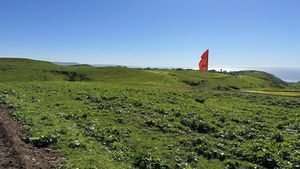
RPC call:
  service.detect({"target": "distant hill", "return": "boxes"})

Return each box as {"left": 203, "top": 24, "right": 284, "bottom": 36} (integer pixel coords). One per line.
{"left": 53, "top": 62, "right": 80, "bottom": 66}
{"left": 230, "top": 70, "right": 289, "bottom": 88}
{"left": 291, "top": 81, "right": 300, "bottom": 89}
{"left": 0, "top": 58, "right": 181, "bottom": 86}
{"left": 146, "top": 69, "right": 290, "bottom": 90}
{"left": 0, "top": 58, "right": 294, "bottom": 90}
{"left": 54, "top": 62, "right": 125, "bottom": 68}
{"left": 92, "top": 64, "right": 118, "bottom": 67}
{"left": 0, "top": 58, "right": 66, "bottom": 81}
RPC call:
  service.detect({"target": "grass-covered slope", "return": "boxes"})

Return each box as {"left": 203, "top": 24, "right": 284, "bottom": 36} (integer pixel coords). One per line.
{"left": 0, "top": 58, "right": 182, "bottom": 86}
{"left": 291, "top": 82, "right": 300, "bottom": 89}
{"left": 0, "top": 58, "right": 293, "bottom": 90}
{"left": 147, "top": 69, "right": 290, "bottom": 90}
{"left": 0, "top": 58, "right": 66, "bottom": 81}
{"left": 235, "top": 71, "right": 289, "bottom": 88}
{"left": 0, "top": 58, "right": 300, "bottom": 168}
{"left": 0, "top": 82, "right": 299, "bottom": 168}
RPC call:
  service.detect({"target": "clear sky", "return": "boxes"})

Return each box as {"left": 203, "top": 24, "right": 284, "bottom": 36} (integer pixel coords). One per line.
{"left": 0, "top": 0, "right": 299, "bottom": 68}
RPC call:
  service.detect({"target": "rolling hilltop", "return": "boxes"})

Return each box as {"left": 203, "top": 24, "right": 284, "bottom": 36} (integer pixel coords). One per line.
{"left": 0, "top": 58, "right": 292, "bottom": 90}
{"left": 291, "top": 81, "right": 300, "bottom": 89}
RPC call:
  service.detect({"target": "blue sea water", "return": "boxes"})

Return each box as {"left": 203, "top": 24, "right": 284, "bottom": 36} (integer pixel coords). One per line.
{"left": 262, "top": 67, "right": 300, "bottom": 82}
{"left": 210, "top": 67, "right": 300, "bottom": 82}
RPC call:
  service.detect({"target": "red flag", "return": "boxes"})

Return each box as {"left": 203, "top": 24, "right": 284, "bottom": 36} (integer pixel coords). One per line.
{"left": 199, "top": 49, "right": 209, "bottom": 71}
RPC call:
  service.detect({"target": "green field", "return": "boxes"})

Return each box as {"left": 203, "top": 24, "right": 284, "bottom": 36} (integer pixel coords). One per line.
{"left": 0, "top": 58, "right": 291, "bottom": 90}
{"left": 245, "top": 90, "right": 300, "bottom": 97}
{"left": 0, "top": 58, "right": 300, "bottom": 168}
{"left": 291, "top": 82, "right": 300, "bottom": 89}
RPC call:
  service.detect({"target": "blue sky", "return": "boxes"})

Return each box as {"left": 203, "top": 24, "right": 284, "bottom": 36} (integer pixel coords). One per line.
{"left": 0, "top": 0, "right": 299, "bottom": 68}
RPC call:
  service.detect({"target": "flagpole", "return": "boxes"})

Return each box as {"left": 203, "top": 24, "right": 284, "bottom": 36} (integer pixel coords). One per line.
{"left": 204, "top": 49, "right": 208, "bottom": 90}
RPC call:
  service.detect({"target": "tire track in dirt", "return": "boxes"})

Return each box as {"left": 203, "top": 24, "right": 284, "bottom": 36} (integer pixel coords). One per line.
{"left": 0, "top": 108, "right": 63, "bottom": 169}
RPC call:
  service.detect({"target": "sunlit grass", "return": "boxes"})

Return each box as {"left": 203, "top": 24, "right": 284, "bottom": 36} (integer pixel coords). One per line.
{"left": 245, "top": 90, "right": 300, "bottom": 97}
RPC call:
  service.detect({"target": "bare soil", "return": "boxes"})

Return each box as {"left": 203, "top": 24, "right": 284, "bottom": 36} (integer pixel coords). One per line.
{"left": 0, "top": 109, "right": 63, "bottom": 169}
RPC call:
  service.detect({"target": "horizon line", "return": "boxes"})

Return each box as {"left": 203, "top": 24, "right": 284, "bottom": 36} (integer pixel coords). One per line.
{"left": 0, "top": 56, "right": 299, "bottom": 69}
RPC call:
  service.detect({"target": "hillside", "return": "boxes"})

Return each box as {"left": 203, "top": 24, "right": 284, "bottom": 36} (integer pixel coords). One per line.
{"left": 0, "top": 58, "right": 293, "bottom": 90}
{"left": 291, "top": 81, "right": 300, "bottom": 89}
{"left": 0, "top": 58, "right": 300, "bottom": 168}
{"left": 0, "top": 58, "right": 66, "bottom": 81}
{"left": 0, "top": 81, "right": 300, "bottom": 168}
{"left": 233, "top": 71, "right": 289, "bottom": 88}
{"left": 146, "top": 69, "right": 290, "bottom": 90}
{"left": 0, "top": 58, "right": 182, "bottom": 86}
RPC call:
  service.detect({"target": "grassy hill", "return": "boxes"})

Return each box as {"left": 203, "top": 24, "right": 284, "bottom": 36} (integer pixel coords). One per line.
{"left": 291, "top": 81, "right": 300, "bottom": 89}
{"left": 0, "top": 58, "right": 65, "bottom": 81}
{"left": 233, "top": 71, "right": 288, "bottom": 88}
{"left": 0, "top": 58, "right": 182, "bottom": 86}
{"left": 0, "top": 58, "right": 293, "bottom": 90}
{"left": 147, "top": 69, "right": 290, "bottom": 90}
{"left": 0, "top": 58, "right": 300, "bottom": 168}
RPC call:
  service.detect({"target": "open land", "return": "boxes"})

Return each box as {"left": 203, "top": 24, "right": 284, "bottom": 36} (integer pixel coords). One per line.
{"left": 0, "top": 58, "right": 299, "bottom": 168}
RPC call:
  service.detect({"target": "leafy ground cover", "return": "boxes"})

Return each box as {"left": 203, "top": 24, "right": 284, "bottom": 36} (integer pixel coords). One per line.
{"left": 245, "top": 90, "right": 300, "bottom": 97}
{"left": 291, "top": 82, "right": 300, "bottom": 89}
{"left": 0, "top": 81, "right": 299, "bottom": 168}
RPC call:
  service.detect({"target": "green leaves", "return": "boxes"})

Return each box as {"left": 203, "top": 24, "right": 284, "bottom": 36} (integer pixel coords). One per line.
{"left": 133, "top": 151, "right": 169, "bottom": 169}
{"left": 24, "top": 133, "right": 60, "bottom": 148}
{"left": 1, "top": 81, "right": 300, "bottom": 168}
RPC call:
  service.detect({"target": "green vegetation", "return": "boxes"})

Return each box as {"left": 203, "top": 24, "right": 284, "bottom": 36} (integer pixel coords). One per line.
{"left": 147, "top": 69, "right": 290, "bottom": 90}
{"left": 235, "top": 71, "right": 288, "bottom": 88}
{"left": 245, "top": 90, "right": 300, "bottom": 97}
{"left": 0, "top": 58, "right": 181, "bottom": 86}
{"left": 0, "top": 58, "right": 295, "bottom": 90}
{"left": 0, "top": 58, "right": 300, "bottom": 168}
{"left": 291, "top": 82, "right": 300, "bottom": 89}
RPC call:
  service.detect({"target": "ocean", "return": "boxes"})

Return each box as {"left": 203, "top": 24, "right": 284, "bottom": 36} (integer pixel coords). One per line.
{"left": 210, "top": 67, "right": 300, "bottom": 82}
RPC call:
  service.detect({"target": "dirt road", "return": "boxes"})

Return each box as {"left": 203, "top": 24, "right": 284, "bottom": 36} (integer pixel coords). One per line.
{"left": 0, "top": 122, "right": 23, "bottom": 168}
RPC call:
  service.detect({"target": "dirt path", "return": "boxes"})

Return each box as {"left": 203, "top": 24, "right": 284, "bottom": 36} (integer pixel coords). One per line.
{"left": 0, "top": 109, "right": 63, "bottom": 169}
{"left": 0, "top": 122, "right": 23, "bottom": 168}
